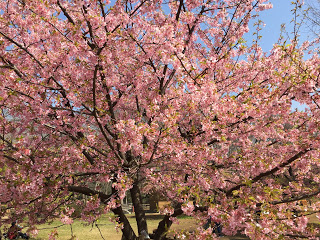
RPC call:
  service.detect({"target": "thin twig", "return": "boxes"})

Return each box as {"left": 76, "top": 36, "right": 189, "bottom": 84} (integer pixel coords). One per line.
{"left": 95, "top": 223, "right": 106, "bottom": 240}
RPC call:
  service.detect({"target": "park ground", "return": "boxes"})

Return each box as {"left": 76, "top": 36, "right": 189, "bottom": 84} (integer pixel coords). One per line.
{"left": 1, "top": 213, "right": 319, "bottom": 239}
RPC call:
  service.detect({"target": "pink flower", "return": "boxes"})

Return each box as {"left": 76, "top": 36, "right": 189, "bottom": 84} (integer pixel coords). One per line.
{"left": 60, "top": 215, "right": 73, "bottom": 225}
{"left": 181, "top": 202, "right": 195, "bottom": 216}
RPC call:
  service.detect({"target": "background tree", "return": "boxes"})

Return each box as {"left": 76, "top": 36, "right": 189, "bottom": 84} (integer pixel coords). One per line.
{"left": 0, "top": 0, "right": 320, "bottom": 239}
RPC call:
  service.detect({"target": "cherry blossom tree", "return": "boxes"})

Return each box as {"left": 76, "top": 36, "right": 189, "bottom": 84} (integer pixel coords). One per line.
{"left": 0, "top": 0, "right": 320, "bottom": 239}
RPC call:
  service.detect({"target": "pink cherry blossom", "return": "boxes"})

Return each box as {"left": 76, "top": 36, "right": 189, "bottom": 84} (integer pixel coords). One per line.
{"left": 0, "top": 0, "right": 319, "bottom": 239}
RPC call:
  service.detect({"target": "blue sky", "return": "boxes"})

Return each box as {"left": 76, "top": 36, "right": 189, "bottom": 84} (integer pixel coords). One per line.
{"left": 252, "top": 1, "right": 308, "bottom": 51}
{"left": 256, "top": 1, "right": 310, "bottom": 111}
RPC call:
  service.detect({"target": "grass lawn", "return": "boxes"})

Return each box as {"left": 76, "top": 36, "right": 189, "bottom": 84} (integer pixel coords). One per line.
{"left": 14, "top": 214, "right": 197, "bottom": 240}
{"left": 2, "top": 212, "right": 320, "bottom": 239}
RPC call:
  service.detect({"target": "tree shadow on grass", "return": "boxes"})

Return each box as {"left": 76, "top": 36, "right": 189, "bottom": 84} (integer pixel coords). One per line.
{"left": 126, "top": 214, "right": 251, "bottom": 239}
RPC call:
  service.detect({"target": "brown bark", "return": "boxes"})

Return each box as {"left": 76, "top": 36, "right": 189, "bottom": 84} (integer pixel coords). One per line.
{"left": 113, "top": 206, "right": 138, "bottom": 240}
{"left": 130, "top": 181, "right": 148, "bottom": 237}
{"left": 68, "top": 185, "right": 137, "bottom": 239}
{"left": 226, "top": 149, "right": 311, "bottom": 197}
{"left": 152, "top": 207, "right": 183, "bottom": 240}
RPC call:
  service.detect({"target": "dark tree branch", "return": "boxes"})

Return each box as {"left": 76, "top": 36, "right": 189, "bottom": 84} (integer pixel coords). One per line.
{"left": 0, "top": 31, "right": 43, "bottom": 67}
{"left": 152, "top": 206, "right": 183, "bottom": 240}
{"left": 74, "top": 172, "right": 100, "bottom": 177}
{"left": 130, "top": 181, "right": 148, "bottom": 236}
{"left": 226, "top": 149, "right": 311, "bottom": 197}
{"left": 175, "top": 0, "right": 184, "bottom": 21}
{"left": 82, "top": 5, "right": 97, "bottom": 50}
{"left": 3, "top": 154, "right": 20, "bottom": 164}
{"left": 5, "top": 86, "right": 35, "bottom": 100}
{"left": 67, "top": 185, "right": 137, "bottom": 239}
{"left": 57, "top": 1, "right": 75, "bottom": 25}
{"left": 82, "top": 150, "right": 95, "bottom": 165}
{"left": 130, "top": 0, "right": 147, "bottom": 17}
{"left": 272, "top": 188, "right": 320, "bottom": 205}
{"left": 67, "top": 185, "right": 112, "bottom": 203}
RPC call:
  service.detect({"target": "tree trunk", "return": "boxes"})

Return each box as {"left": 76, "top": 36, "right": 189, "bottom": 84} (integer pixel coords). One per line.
{"left": 111, "top": 174, "right": 138, "bottom": 240}
{"left": 130, "top": 180, "right": 148, "bottom": 237}
{"left": 113, "top": 205, "right": 138, "bottom": 240}
{"left": 152, "top": 207, "right": 183, "bottom": 240}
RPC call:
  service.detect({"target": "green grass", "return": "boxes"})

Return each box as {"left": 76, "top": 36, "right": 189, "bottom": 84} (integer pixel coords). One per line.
{"left": 4, "top": 214, "right": 196, "bottom": 240}
{"left": 33, "top": 214, "right": 124, "bottom": 240}
{"left": 4, "top": 213, "right": 319, "bottom": 239}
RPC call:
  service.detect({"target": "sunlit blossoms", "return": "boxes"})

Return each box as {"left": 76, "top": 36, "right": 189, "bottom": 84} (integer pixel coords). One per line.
{"left": 0, "top": 0, "right": 319, "bottom": 239}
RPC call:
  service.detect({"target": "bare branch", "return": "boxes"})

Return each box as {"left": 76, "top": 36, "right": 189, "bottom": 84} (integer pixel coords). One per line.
{"left": 226, "top": 149, "right": 311, "bottom": 196}
{"left": 67, "top": 185, "right": 112, "bottom": 204}
{"left": 0, "top": 31, "right": 43, "bottom": 67}
{"left": 57, "top": 1, "right": 75, "bottom": 25}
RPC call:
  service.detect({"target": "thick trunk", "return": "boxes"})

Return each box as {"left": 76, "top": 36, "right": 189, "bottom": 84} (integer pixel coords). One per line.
{"left": 113, "top": 206, "right": 138, "bottom": 240}
{"left": 152, "top": 207, "right": 183, "bottom": 240}
{"left": 111, "top": 174, "right": 138, "bottom": 240}
{"left": 130, "top": 181, "right": 148, "bottom": 237}
{"left": 67, "top": 185, "right": 137, "bottom": 239}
